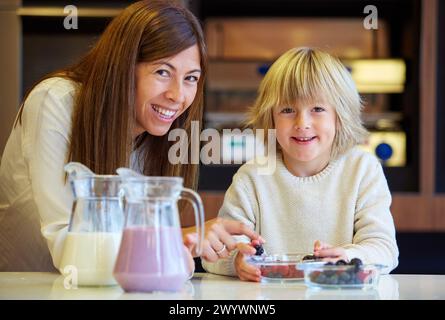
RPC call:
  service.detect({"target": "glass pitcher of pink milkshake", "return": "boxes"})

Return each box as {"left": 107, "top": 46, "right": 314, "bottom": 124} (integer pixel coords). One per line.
{"left": 61, "top": 162, "right": 124, "bottom": 286}
{"left": 113, "top": 174, "right": 204, "bottom": 292}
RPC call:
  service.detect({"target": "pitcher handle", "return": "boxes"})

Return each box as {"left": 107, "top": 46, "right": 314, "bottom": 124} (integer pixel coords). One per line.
{"left": 180, "top": 188, "right": 205, "bottom": 256}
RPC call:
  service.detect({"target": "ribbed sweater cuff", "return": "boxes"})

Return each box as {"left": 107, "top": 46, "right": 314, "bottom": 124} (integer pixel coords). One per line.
{"left": 202, "top": 249, "right": 239, "bottom": 277}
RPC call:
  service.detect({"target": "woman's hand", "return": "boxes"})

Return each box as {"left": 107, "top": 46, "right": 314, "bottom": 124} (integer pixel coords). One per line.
{"left": 183, "top": 244, "right": 196, "bottom": 276}
{"left": 313, "top": 240, "right": 348, "bottom": 262}
{"left": 234, "top": 243, "right": 261, "bottom": 282}
{"left": 182, "top": 218, "right": 263, "bottom": 262}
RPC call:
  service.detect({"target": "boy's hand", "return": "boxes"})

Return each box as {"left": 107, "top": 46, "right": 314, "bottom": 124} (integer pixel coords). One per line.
{"left": 313, "top": 240, "right": 348, "bottom": 263}
{"left": 234, "top": 243, "right": 261, "bottom": 282}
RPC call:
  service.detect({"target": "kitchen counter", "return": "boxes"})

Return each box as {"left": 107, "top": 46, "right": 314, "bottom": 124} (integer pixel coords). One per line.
{"left": 0, "top": 272, "right": 444, "bottom": 300}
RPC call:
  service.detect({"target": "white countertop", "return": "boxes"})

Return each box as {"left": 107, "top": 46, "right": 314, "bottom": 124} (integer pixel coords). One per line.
{"left": 0, "top": 272, "right": 444, "bottom": 300}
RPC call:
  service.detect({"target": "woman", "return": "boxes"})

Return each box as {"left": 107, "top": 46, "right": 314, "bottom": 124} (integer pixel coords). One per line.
{"left": 0, "top": 0, "right": 260, "bottom": 272}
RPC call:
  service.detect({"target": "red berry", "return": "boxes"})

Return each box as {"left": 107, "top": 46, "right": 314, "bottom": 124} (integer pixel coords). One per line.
{"left": 357, "top": 270, "right": 372, "bottom": 282}
{"left": 276, "top": 265, "right": 289, "bottom": 277}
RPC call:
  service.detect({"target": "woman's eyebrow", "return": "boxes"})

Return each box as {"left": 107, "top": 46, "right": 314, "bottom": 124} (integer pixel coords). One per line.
{"left": 154, "top": 61, "right": 201, "bottom": 74}
{"left": 187, "top": 69, "right": 202, "bottom": 74}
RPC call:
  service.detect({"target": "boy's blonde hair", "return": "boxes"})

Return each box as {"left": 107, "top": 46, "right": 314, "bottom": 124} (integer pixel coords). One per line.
{"left": 246, "top": 47, "right": 368, "bottom": 160}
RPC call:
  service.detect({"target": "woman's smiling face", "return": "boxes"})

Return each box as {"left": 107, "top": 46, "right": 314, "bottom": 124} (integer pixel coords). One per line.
{"left": 133, "top": 44, "right": 201, "bottom": 137}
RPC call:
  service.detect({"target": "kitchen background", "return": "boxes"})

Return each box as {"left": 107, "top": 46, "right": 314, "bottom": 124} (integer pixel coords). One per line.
{"left": 0, "top": 0, "right": 444, "bottom": 273}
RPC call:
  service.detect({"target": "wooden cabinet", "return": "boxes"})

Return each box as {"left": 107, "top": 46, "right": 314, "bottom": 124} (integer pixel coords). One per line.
{"left": 205, "top": 18, "right": 389, "bottom": 60}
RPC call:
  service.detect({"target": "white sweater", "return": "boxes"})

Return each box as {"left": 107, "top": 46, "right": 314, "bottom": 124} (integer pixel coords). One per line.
{"left": 0, "top": 78, "right": 76, "bottom": 271}
{"left": 202, "top": 148, "right": 399, "bottom": 276}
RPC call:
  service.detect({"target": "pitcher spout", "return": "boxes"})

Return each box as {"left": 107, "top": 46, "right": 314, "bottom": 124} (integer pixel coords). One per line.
{"left": 64, "top": 162, "right": 95, "bottom": 180}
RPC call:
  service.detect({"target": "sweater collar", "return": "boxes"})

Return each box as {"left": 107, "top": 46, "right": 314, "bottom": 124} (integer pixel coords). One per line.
{"left": 276, "top": 152, "right": 339, "bottom": 183}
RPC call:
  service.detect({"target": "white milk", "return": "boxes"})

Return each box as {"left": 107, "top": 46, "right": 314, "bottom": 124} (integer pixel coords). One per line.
{"left": 60, "top": 232, "right": 122, "bottom": 286}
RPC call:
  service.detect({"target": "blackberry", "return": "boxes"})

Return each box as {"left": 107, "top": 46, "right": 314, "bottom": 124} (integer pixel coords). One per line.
{"left": 324, "top": 270, "right": 335, "bottom": 277}
{"left": 335, "top": 259, "right": 348, "bottom": 265}
{"left": 350, "top": 258, "right": 363, "bottom": 266}
{"left": 327, "top": 274, "right": 339, "bottom": 285}
{"left": 302, "top": 254, "right": 316, "bottom": 261}
{"left": 339, "top": 271, "right": 351, "bottom": 282}
{"left": 254, "top": 244, "right": 264, "bottom": 256}
{"left": 314, "top": 273, "right": 327, "bottom": 284}
{"left": 350, "top": 258, "right": 363, "bottom": 272}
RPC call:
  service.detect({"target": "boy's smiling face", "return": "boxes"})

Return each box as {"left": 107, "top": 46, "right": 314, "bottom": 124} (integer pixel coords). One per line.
{"left": 272, "top": 99, "right": 337, "bottom": 177}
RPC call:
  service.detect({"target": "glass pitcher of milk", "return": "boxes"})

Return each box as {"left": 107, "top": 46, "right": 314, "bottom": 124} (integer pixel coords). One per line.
{"left": 60, "top": 162, "right": 124, "bottom": 286}
{"left": 113, "top": 170, "right": 204, "bottom": 292}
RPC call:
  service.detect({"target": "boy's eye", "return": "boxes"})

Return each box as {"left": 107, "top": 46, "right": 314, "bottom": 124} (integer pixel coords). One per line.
{"left": 312, "top": 106, "right": 325, "bottom": 112}
{"left": 156, "top": 69, "right": 170, "bottom": 77}
{"left": 280, "top": 107, "right": 294, "bottom": 114}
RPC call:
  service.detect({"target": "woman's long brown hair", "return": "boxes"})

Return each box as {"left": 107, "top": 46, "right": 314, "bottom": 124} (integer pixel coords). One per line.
{"left": 16, "top": 0, "right": 207, "bottom": 191}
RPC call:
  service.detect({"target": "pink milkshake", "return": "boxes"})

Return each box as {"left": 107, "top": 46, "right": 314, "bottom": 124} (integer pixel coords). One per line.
{"left": 113, "top": 226, "right": 189, "bottom": 292}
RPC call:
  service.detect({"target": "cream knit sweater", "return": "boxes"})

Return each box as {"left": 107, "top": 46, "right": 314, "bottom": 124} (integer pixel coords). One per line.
{"left": 202, "top": 147, "right": 399, "bottom": 276}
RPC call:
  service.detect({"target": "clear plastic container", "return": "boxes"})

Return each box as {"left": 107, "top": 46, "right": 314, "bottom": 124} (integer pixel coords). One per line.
{"left": 246, "top": 253, "right": 309, "bottom": 282}
{"left": 297, "top": 261, "right": 385, "bottom": 290}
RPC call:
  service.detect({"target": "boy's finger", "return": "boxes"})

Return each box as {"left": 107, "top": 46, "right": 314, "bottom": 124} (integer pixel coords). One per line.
{"left": 314, "top": 240, "right": 332, "bottom": 251}
{"left": 321, "top": 257, "right": 340, "bottom": 263}
{"left": 241, "top": 262, "right": 261, "bottom": 275}
{"left": 237, "top": 243, "right": 256, "bottom": 256}
{"left": 314, "top": 247, "right": 342, "bottom": 258}
{"left": 239, "top": 271, "right": 261, "bottom": 282}
{"left": 239, "top": 265, "right": 261, "bottom": 282}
